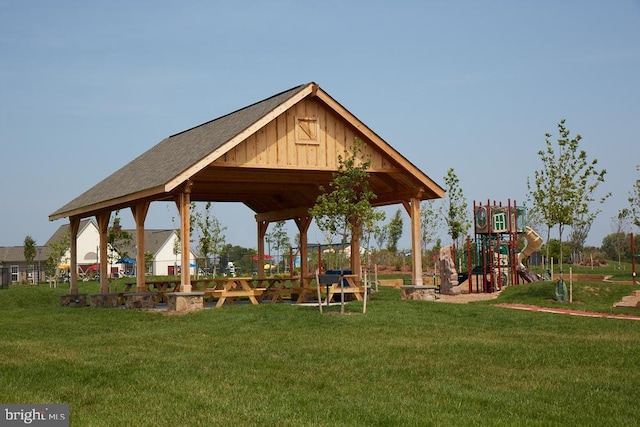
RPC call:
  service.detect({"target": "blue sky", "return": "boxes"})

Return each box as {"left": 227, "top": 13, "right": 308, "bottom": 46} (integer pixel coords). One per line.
{"left": 1, "top": 1, "right": 638, "bottom": 251}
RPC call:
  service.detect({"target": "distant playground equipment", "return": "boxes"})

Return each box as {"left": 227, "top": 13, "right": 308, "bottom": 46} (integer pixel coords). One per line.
{"left": 439, "top": 200, "right": 543, "bottom": 295}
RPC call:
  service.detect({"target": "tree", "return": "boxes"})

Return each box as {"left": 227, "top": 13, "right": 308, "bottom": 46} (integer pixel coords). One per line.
{"left": 107, "top": 211, "right": 132, "bottom": 282}
{"left": 528, "top": 119, "right": 610, "bottom": 276}
{"left": 540, "top": 239, "right": 571, "bottom": 265}
{"left": 601, "top": 232, "right": 631, "bottom": 265}
{"left": 266, "top": 221, "right": 290, "bottom": 273}
{"left": 360, "top": 208, "right": 386, "bottom": 276}
{"left": 442, "top": 167, "right": 470, "bottom": 247}
{"left": 206, "top": 215, "right": 226, "bottom": 276}
{"left": 45, "top": 232, "right": 70, "bottom": 286}
{"left": 220, "top": 244, "right": 254, "bottom": 275}
{"left": 23, "top": 235, "right": 36, "bottom": 264}
{"left": 108, "top": 213, "right": 132, "bottom": 260}
{"left": 172, "top": 229, "right": 181, "bottom": 273}
{"left": 309, "top": 138, "right": 383, "bottom": 314}
{"left": 23, "top": 235, "right": 36, "bottom": 283}
{"left": 386, "top": 209, "right": 403, "bottom": 254}
{"left": 567, "top": 212, "right": 591, "bottom": 262}
{"left": 144, "top": 251, "right": 154, "bottom": 276}
{"left": 170, "top": 202, "right": 204, "bottom": 274}
{"left": 608, "top": 209, "right": 632, "bottom": 268}
{"left": 420, "top": 199, "right": 441, "bottom": 270}
{"left": 194, "top": 202, "right": 227, "bottom": 275}
{"left": 373, "top": 225, "right": 388, "bottom": 251}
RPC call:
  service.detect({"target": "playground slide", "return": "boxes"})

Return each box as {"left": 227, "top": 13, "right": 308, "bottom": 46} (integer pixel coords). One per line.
{"left": 517, "top": 226, "right": 543, "bottom": 267}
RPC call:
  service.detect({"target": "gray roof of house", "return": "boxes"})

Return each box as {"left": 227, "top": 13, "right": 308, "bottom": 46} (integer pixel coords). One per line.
{"left": 45, "top": 218, "right": 95, "bottom": 246}
{"left": 0, "top": 246, "right": 50, "bottom": 263}
{"left": 118, "top": 229, "right": 179, "bottom": 257}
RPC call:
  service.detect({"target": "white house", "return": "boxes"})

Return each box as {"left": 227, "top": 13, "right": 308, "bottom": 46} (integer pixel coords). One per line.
{"left": 46, "top": 219, "right": 197, "bottom": 277}
{"left": 46, "top": 219, "right": 99, "bottom": 273}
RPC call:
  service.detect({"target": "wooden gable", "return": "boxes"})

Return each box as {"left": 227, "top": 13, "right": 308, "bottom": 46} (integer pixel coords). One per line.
{"left": 213, "top": 98, "right": 400, "bottom": 173}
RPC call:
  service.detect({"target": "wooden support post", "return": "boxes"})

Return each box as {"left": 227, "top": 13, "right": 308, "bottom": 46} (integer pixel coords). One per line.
{"left": 406, "top": 198, "right": 423, "bottom": 286}
{"left": 174, "top": 181, "right": 192, "bottom": 292}
{"left": 96, "top": 212, "right": 110, "bottom": 293}
{"left": 69, "top": 217, "right": 80, "bottom": 294}
{"left": 131, "top": 202, "right": 150, "bottom": 293}
{"left": 294, "top": 214, "right": 311, "bottom": 287}
{"left": 257, "top": 220, "right": 268, "bottom": 279}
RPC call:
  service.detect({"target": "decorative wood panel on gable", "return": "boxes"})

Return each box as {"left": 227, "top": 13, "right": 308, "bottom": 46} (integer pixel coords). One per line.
{"left": 215, "top": 98, "right": 395, "bottom": 172}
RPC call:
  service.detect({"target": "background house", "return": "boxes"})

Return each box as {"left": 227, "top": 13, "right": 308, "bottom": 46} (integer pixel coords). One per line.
{"left": 0, "top": 245, "right": 50, "bottom": 285}
{"left": 117, "top": 229, "right": 198, "bottom": 277}
{"left": 1, "top": 220, "right": 197, "bottom": 286}
{"left": 49, "top": 219, "right": 195, "bottom": 277}
{"left": 46, "top": 218, "right": 99, "bottom": 275}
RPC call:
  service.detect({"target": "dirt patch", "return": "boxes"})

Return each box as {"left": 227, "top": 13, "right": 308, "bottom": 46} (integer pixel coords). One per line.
{"left": 434, "top": 291, "right": 501, "bottom": 304}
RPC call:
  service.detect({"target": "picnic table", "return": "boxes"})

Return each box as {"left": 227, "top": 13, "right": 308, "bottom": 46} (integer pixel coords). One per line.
{"left": 323, "top": 274, "right": 365, "bottom": 303}
{"left": 146, "top": 280, "right": 181, "bottom": 303}
{"left": 252, "top": 277, "right": 312, "bottom": 303}
{"left": 121, "top": 278, "right": 219, "bottom": 304}
{"left": 203, "top": 277, "right": 266, "bottom": 308}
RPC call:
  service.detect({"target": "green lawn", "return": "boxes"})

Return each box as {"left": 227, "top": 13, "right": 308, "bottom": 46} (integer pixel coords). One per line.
{"left": 1, "top": 281, "right": 640, "bottom": 426}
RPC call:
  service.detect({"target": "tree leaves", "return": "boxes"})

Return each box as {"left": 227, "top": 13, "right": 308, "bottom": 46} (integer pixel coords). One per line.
{"left": 528, "top": 119, "right": 610, "bottom": 270}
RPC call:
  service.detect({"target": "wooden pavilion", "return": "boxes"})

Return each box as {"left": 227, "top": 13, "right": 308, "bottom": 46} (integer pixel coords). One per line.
{"left": 49, "top": 82, "right": 444, "bottom": 302}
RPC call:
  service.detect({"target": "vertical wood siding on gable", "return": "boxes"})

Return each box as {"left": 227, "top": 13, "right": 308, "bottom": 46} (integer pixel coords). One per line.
{"left": 217, "top": 98, "right": 392, "bottom": 171}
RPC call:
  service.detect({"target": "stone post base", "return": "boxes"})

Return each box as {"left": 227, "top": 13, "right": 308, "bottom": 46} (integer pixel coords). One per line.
{"left": 60, "top": 294, "right": 88, "bottom": 307}
{"left": 167, "top": 292, "right": 204, "bottom": 313}
{"left": 123, "top": 292, "right": 157, "bottom": 310}
{"left": 90, "top": 293, "right": 121, "bottom": 308}
{"left": 439, "top": 281, "right": 462, "bottom": 295}
{"left": 400, "top": 285, "right": 437, "bottom": 301}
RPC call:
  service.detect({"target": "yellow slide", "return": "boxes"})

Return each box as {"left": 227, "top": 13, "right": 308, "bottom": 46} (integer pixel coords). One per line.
{"left": 517, "top": 226, "right": 543, "bottom": 267}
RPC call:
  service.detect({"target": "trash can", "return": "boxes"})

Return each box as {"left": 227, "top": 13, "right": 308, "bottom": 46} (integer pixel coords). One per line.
{"left": 0, "top": 266, "right": 7, "bottom": 289}
{"left": 324, "top": 270, "right": 354, "bottom": 302}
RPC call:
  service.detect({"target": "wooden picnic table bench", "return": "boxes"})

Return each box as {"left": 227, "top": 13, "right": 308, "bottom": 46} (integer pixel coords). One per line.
{"left": 202, "top": 277, "right": 266, "bottom": 308}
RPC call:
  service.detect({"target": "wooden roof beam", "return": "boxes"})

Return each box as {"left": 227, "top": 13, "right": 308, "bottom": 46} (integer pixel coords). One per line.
{"left": 255, "top": 207, "right": 312, "bottom": 223}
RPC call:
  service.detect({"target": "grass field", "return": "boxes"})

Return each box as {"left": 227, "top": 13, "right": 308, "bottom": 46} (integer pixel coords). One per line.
{"left": 1, "top": 279, "right": 640, "bottom": 426}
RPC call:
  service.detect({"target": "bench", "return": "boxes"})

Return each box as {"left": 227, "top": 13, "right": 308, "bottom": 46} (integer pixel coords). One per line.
{"left": 203, "top": 287, "right": 266, "bottom": 307}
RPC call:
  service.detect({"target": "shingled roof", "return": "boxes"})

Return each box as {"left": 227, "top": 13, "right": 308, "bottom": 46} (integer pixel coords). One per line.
{"left": 118, "top": 229, "right": 180, "bottom": 257}
{"left": 50, "top": 84, "right": 310, "bottom": 220}
{"left": 50, "top": 82, "right": 444, "bottom": 223}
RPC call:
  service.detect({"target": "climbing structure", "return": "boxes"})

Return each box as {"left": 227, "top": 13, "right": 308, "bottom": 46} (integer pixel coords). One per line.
{"left": 471, "top": 200, "right": 542, "bottom": 293}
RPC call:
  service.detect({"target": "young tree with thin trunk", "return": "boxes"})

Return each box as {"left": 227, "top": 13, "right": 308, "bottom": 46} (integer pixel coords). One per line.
{"left": 310, "top": 138, "right": 383, "bottom": 314}
{"left": 629, "top": 164, "right": 640, "bottom": 229}
{"left": 528, "top": 119, "right": 610, "bottom": 276}
{"left": 45, "top": 233, "right": 70, "bottom": 286}
{"left": 420, "top": 199, "right": 441, "bottom": 270}
{"left": 611, "top": 209, "right": 632, "bottom": 268}
{"left": 442, "top": 168, "right": 469, "bottom": 248}
{"left": 194, "top": 202, "right": 227, "bottom": 275}
{"left": 108, "top": 212, "right": 132, "bottom": 276}
{"left": 207, "top": 215, "right": 227, "bottom": 277}
{"left": 23, "top": 235, "right": 36, "bottom": 284}
{"left": 266, "top": 221, "right": 290, "bottom": 273}
{"left": 386, "top": 209, "right": 403, "bottom": 255}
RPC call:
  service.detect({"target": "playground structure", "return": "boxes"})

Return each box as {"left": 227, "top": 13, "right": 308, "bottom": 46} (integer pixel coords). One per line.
{"left": 473, "top": 200, "right": 543, "bottom": 292}
{"left": 441, "top": 200, "right": 543, "bottom": 295}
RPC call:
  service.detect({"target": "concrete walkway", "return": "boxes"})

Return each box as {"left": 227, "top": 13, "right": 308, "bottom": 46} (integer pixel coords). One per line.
{"left": 497, "top": 303, "right": 640, "bottom": 321}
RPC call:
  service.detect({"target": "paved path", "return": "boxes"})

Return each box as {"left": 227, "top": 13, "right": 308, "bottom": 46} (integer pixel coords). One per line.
{"left": 497, "top": 303, "right": 640, "bottom": 321}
